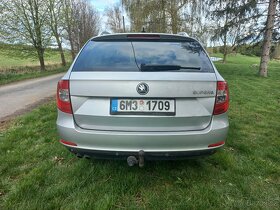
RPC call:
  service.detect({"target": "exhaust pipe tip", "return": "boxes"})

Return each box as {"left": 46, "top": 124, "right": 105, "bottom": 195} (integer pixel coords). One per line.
{"left": 84, "top": 155, "right": 91, "bottom": 160}
{"left": 76, "top": 153, "right": 83, "bottom": 158}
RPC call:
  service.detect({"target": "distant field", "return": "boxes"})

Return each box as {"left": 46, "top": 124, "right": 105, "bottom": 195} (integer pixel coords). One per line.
{"left": 210, "top": 53, "right": 280, "bottom": 72}
{"left": 0, "top": 54, "right": 279, "bottom": 209}
{"left": 0, "top": 43, "right": 71, "bottom": 85}
{"left": 0, "top": 43, "right": 71, "bottom": 69}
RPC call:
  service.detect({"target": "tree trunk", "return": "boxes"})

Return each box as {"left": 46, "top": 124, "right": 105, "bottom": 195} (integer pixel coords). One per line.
{"left": 69, "top": 36, "right": 76, "bottom": 60}
{"left": 259, "top": 0, "right": 277, "bottom": 77}
{"left": 37, "top": 48, "right": 45, "bottom": 71}
{"left": 222, "top": 50, "right": 227, "bottom": 63}
{"left": 64, "top": 1, "right": 76, "bottom": 61}
{"left": 222, "top": 7, "right": 229, "bottom": 64}
{"left": 222, "top": 33, "right": 227, "bottom": 63}
{"left": 55, "top": 36, "right": 66, "bottom": 66}
{"left": 160, "top": 0, "right": 166, "bottom": 33}
{"left": 170, "top": 2, "right": 178, "bottom": 34}
{"left": 171, "top": 11, "right": 178, "bottom": 34}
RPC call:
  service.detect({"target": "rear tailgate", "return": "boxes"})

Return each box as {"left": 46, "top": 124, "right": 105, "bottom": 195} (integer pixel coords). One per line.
{"left": 70, "top": 71, "right": 216, "bottom": 132}
{"left": 69, "top": 34, "right": 217, "bottom": 132}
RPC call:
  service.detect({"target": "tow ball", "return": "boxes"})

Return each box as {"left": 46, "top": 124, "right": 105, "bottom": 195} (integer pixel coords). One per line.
{"left": 127, "top": 150, "right": 145, "bottom": 167}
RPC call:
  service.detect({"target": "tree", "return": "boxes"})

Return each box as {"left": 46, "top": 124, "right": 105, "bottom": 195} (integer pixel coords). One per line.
{"left": 180, "top": 1, "right": 209, "bottom": 45}
{"left": 259, "top": 0, "right": 278, "bottom": 77}
{"left": 62, "top": 0, "right": 76, "bottom": 60}
{"left": 74, "top": 0, "right": 100, "bottom": 50}
{"left": 166, "top": 0, "right": 188, "bottom": 34}
{"left": 105, "top": 4, "right": 123, "bottom": 33}
{"left": 123, "top": 0, "right": 162, "bottom": 32}
{"left": 209, "top": 0, "right": 279, "bottom": 76}
{"left": 47, "top": 0, "right": 66, "bottom": 66}
{"left": 209, "top": 0, "right": 259, "bottom": 63}
{"left": 0, "top": 0, "right": 51, "bottom": 71}
{"left": 123, "top": 0, "right": 199, "bottom": 33}
{"left": 62, "top": 0, "right": 100, "bottom": 60}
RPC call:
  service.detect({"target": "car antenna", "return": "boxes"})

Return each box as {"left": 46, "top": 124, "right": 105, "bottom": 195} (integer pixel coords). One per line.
{"left": 141, "top": 27, "right": 146, "bottom": 33}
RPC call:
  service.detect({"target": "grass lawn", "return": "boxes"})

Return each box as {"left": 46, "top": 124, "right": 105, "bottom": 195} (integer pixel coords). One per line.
{"left": 0, "top": 43, "right": 71, "bottom": 68}
{"left": 0, "top": 54, "right": 279, "bottom": 209}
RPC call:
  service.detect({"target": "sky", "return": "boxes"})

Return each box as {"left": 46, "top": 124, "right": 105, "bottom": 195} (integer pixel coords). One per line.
{"left": 90, "top": 0, "right": 120, "bottom": 13}
{"left": 89, "top": 0, "right": 128, "bottom": 32}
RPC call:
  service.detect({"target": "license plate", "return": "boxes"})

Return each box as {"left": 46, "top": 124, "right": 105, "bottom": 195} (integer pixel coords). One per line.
{"left": 110, "top": 99, "right": 175, "bottom": 115}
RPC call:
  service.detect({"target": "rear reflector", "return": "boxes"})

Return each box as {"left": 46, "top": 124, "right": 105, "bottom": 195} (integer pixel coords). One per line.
{"left": 208, "top": 141, "right": 225, "bottom": 148}
{"left": 60, "top": 139, "right": 77, "bottom": 146}
{"left": 213, "top": 81, "right": 229, "bottom": 115}
{"left": 57, "top": 80, "right": 72, "bottom": 114}
{"left": 127, "top": 34, "right": 160, "bottom": 39}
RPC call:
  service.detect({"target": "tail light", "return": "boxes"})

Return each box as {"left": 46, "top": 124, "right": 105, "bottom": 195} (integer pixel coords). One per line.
{"left": 213, "top": 81, "right": 229, "bottom": 115}
{"left": 208, "top": 141, "right": 225, "bottom": 148}
{"left": 127, "top": 34, "right": 160, "bottom": 39}
{"left": 57, "top": 80, "right": 72, "bottom": 114}
{"left": 60, "top": 139, "right": 77, "bottom": 146}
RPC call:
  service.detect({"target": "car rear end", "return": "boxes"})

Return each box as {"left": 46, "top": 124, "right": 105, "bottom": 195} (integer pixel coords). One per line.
{"left": 56, "top": 33, "right": 229, "bottom": 160}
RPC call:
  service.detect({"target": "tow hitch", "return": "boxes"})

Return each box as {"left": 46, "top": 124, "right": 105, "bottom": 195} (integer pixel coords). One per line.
{"left": 127, "top": 150, "right": 145, "bottom": 167}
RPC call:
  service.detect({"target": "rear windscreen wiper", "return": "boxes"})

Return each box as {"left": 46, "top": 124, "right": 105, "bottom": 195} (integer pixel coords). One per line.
{"left": 140, "top": 64, "right": 201, "bottom": 71}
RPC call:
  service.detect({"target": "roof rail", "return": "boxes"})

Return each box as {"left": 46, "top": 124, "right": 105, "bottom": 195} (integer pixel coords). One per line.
{"left": 177, "top": 32, "right": 189, "bottom": 37}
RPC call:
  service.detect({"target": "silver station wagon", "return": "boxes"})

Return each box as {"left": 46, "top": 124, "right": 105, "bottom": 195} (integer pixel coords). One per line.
{"left": 56, "top": 33, "right": 229, "bottom": 166}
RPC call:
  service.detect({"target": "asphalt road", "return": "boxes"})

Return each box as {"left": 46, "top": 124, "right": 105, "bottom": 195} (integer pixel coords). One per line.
{"left": 0, "top": 73, "right": 64, "bottom": 122}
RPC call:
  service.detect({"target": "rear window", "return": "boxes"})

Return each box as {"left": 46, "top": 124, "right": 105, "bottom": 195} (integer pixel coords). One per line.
{"left": 72, "top": 40, "right": 214, "bottom": 72}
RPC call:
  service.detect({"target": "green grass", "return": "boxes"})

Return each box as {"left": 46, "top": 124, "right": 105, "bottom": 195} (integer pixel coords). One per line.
{"left": 0, "top": 65, "right": 69, "bottom": 86}
{"left": 0, "top": 54, "right": 280, "bottom": 209}
{"left": 0, "top": 43, "right": 71, "bottom": 68}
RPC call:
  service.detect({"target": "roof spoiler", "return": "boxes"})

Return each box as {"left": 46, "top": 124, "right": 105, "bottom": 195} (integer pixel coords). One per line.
{"left": 92, "top": 33, "right": 196, "bottom": 42}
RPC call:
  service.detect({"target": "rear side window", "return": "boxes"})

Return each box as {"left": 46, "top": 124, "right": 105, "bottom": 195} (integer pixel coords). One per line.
{"left": 72, "top": 40, "right": 214, "bottom": 72}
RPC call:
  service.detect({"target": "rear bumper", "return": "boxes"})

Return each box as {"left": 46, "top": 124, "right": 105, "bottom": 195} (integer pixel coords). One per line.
{"left": 56, "top": 110, "right": 229, "bottom": 157}
{"left": 65, "top": 147, "right": 217, "bottom": 160}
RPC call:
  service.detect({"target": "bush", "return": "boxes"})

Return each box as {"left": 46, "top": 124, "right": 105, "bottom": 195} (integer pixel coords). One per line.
{"left": 237, "top": 43, "right": 262, "bottom": 57}
{"left": 213, "top": 47, "right": 219, "bottom": 54}
{"left": 219, "top": 45, "right": 232, "bottom": 54}
{"left": 271, "top": 44, "right": 280, "bottom": 59}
